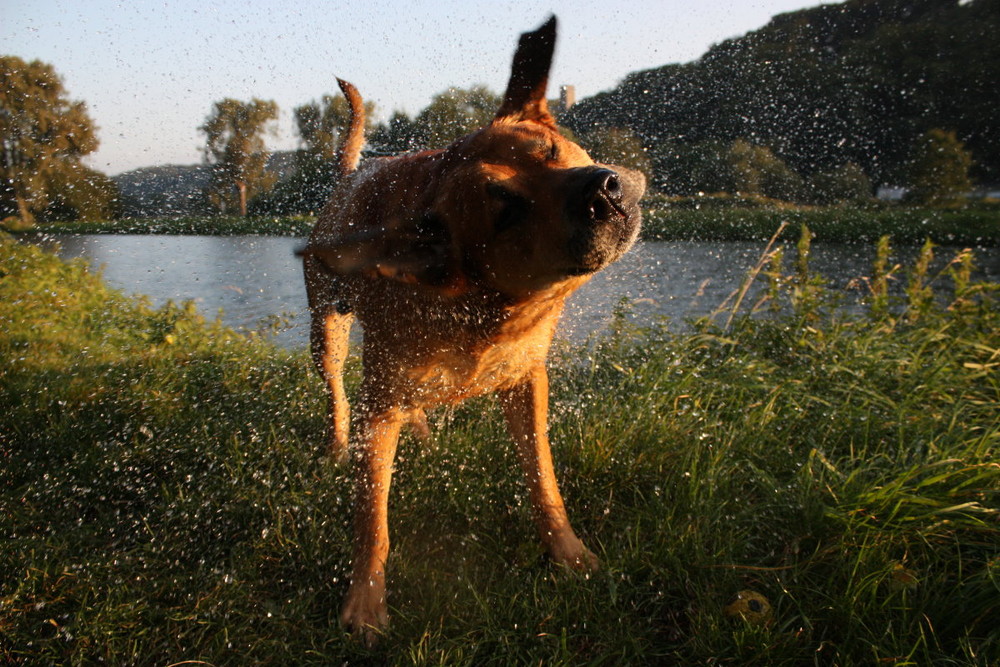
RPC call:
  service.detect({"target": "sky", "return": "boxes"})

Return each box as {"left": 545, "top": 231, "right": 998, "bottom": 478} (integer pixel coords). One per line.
{"left": 3, "top": 0, "right": 828, "bottom": 176}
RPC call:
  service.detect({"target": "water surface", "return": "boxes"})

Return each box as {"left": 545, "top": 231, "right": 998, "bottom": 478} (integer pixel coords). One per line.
{"left": 39, "top": 235, "right": 1000, "bottom": 348}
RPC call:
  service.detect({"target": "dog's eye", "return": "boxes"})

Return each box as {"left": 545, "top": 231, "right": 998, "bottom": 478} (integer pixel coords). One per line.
{"left": 548, "top": 142, "right": 559, "bottom": 162}
{"left": 487, "top": 183, "right": 531, "bottom": 234}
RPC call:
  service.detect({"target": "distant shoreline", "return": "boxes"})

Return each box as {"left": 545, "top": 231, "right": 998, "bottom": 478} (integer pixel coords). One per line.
{"left": 10, "top": 206, "right": 1000, "bottom": 247}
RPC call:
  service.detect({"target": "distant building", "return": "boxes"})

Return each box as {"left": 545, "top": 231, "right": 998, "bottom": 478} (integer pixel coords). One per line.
{"left": 557, "top": 85, "right": 576, "bottom": 115}
{"left": 971, "top": 185, "right": 1000, "bottom": 199}
{"left": 876, "top": 186, "right": 907, "bottom": 201}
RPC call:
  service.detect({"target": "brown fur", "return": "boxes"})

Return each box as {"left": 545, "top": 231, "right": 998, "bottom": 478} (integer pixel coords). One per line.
{"left": 300, "top": 16, "right": 645, "bottom": 641}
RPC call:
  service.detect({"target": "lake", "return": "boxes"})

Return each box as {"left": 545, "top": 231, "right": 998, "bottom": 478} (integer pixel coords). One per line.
{"left": 32, "top": 235, "right": 1000, "bottom": 348}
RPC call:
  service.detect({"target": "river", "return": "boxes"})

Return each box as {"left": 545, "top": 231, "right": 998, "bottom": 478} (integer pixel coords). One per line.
{"left": 31, "top": 235, "right": 1000, "bottom": 348}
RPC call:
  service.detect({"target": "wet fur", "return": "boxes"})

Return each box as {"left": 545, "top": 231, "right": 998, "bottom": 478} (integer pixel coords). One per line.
{"left": 300, "top": 16, "right": 644, "bottom": 641}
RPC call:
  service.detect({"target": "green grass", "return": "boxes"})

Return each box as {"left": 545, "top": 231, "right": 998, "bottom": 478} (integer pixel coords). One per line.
{"left": 1, "top": 231, "right": 998, "bottom": 664}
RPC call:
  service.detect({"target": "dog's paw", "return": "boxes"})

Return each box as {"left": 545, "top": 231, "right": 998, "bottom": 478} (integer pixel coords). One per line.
{"left": 340, "top": 587, "right": 389, "bottom": 646}
{"left": 549, "top": 537, "right": 600, "bottom": 573}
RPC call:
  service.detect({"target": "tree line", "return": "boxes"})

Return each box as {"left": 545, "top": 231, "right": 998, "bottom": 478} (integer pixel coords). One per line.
{"left": 2, "top": 0, "right": 995, "bottom": 225}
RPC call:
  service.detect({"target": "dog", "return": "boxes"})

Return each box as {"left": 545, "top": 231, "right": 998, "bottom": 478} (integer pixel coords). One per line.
{"left": 300, "top": 16, "right": 645, "bottom": 639}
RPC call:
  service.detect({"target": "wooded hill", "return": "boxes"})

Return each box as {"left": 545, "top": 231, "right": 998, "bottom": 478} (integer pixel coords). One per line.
{"left": 113, "top": 152, "right": 298, "bottom": 218}
{"left": 108, "top": 0, "right": 999, "bottom": 217}
{"left": 563, "top": 0, "right": 1000, "bottom": 192}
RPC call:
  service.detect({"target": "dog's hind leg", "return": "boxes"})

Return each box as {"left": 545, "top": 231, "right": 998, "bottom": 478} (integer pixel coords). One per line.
{"left": 317, "top": 308, "right": 354, "bottom": 464}
{"left": 499, "top": 364, "right": 598, "bottom": 571}
{"left": 310, "top": 304, "right": 353, "bottom": 464}
{"left": 304, "top": 253, "right": 355, "bottom": 463}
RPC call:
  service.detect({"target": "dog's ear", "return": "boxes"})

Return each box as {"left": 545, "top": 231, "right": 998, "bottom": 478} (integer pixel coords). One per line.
{"left": 494, "top": 16, "right": 557, "bottom": 126}
{"left": 298, "top": 214, "right": 467, "bottom": 295}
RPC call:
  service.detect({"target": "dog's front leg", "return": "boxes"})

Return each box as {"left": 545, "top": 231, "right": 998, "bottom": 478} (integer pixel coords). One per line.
{"left": 499, "top": 365, "right": 598, "bottom": 572}
{"left": 340, "top": 405, "right": 403, "bottom": 641}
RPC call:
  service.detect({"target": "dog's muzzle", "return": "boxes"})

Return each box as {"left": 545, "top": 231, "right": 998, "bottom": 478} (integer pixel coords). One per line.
{"left": 566, "top": 165, "right": 644, "bottom": 273}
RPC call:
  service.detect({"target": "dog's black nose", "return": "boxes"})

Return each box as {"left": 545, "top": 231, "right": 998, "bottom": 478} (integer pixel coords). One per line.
{"left": 587, "top": 168, "right": 626, "bottom": 222}
{"left": 601, "top": 171, "right": 622, "bottom": 198}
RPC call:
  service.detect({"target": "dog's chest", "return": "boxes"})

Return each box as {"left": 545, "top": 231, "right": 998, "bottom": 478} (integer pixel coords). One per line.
{"left": 406, "top": 328, "right": 553, "bottom": 404}
{"left": 366, "top": 290, "right": 567, "bottom": 406}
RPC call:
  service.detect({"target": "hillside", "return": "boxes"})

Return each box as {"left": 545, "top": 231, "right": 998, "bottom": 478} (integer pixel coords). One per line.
{"left": 112, "top": 0, "right": 999, "bottom": 214}
{"left": 113, "top": 151, "right": 299, "bottom": 217}
{"left": 564, "top": 0, "right": 1000, "bottom": 191}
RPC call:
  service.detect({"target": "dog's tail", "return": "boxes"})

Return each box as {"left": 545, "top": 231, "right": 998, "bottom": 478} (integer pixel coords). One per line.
{"left": 336, "top": 78, "right": 365, "bottom": 177}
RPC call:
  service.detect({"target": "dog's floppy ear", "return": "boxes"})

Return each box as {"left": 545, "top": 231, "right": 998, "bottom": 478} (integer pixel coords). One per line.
{"left": 494, "top": 16, "right": 557, "bottom": 126}
{"left": 298, "top": 213, "right": 467, "bottom": 295}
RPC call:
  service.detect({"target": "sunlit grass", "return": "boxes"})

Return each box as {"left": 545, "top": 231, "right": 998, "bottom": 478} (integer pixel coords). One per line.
{"left": 1, "top": 231, "right": 998, "bottom": 664}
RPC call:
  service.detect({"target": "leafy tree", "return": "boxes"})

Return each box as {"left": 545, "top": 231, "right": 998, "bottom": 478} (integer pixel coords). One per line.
{"left": 244, "top": 95, "right": 367, "bottom": 216}
{"left": 255, "top": 92, "right": 382, "bottom": 216}
{"left": 807, "top": 162, "right": 874, "bottom": 205}
{"left": 726, "top": 139, "right": 803, "bottom": 201}
{"left": 200, "top": 98, "right": 278, "bottom": 216}
{"left": 579, "top": 127, "right": 653, "bottom": 185}
{"left": 42, "top": 163, "right": 121, "bottom": 221}
{"left": 649, "top": 139, "right": 730, "bottom": 195}
{"left": 0, "top": 56, "right": 111, "bottom": 225}
{"left": 369, "top": 111, "right": 422, "bottom": 155}
{"left": 413, "top": 86, "right": 500, "bottom": 149}
{"left": 294, "top": 94, "right": 376, "bottom": 161}
{"left": 906, "top": 128, "right": 973, "bottom": 207}
{"left": 281, "top": 94, "right": 378, "bottom": 213}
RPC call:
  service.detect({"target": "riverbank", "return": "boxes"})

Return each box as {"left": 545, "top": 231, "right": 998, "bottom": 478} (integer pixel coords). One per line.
{"left": 10, "top": 205, "right": 1000, "bottom": 246}
{"left": 2, "top": 233, "right": 998, "bottom": 664}
{"left": 643, "top": 205, "right": 1000, "bottom": 246}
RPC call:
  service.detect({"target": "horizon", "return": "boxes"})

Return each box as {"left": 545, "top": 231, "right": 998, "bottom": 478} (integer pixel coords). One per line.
{"left": 4, "top": 0, "right": 827, "bottom": 176}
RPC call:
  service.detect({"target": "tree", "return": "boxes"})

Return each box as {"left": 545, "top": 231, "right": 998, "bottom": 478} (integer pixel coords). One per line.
{"left": 413, "top": 86, "right": 500, "bottom": 149}
{"left": 369, "top": 111, "right": 421, "bottom": 155}
{"left": 649, "top": 139, "right": 730, "bottom": 195}
{"left": 906, "top": 128, "right": 974, "bottom": 207}
{"left": 279, "top": 94, "right": 378, "bottom": 214}
{"left": 254, "top": 92, "right": 383, "bottom": 216}
{"left": 726, "top": 139, "right": 802, "bottom": 201}
{"left": 561, "top": 0, "right": 1000, "bottom": 188}
{"left": 0, "top": 56, "right": 106, "bottom": 225}
{"left": 200, "top": 98, "right": 278, "bottom": 216}
{"left": 579, "top": 127, "right": 653, "bottom": 186}
{"left": 295, "top": 94, "right": 376, "bottom": 161}
{"left": 42, "top": 163, "right": 120, "bottom": 221}
{"left": 807, "top": 162, "right": 874, "bottom": 206}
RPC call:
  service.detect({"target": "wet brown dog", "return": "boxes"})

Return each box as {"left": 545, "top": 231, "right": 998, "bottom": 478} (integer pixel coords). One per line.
{"left": 300, "top": 16, "right": 645, "bottom": 639}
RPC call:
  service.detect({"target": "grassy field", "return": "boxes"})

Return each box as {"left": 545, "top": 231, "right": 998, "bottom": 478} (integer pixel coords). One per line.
{"left": 1, "top": 231, "right": 998, "bottom": 664}
{"left": 13, "top": 205, "right": 1000, "bottom": 247}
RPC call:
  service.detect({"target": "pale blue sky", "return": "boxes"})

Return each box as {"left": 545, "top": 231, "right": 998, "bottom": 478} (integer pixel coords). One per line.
{"left": 3, "top": 0, "right": 826, "bottom": 175}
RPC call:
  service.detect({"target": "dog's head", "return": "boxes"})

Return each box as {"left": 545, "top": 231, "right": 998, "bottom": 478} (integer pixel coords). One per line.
{"left": 308, "top": 16, "right": 645, "bottom": 299}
